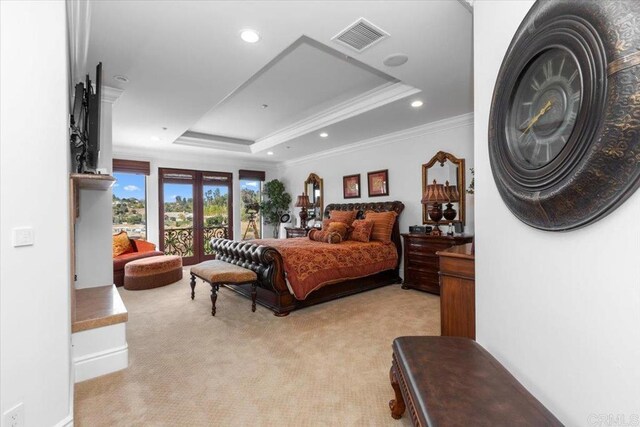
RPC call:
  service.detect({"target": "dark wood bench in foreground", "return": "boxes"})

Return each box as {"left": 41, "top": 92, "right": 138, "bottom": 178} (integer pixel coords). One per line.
{"left": 389, "top": 336, "right": 563, "bottom": 426}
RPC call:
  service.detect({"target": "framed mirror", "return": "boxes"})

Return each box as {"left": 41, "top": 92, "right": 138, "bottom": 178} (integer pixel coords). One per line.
{"left": 304, "top": 173, "right": 323, "bottom": 221}
{"left": 422, "top": 151, "right": 465, "bottom": 225}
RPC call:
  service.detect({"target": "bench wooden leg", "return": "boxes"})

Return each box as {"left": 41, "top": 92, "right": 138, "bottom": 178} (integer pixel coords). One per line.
{"left": 190, "top": 274, "right": 196, "bottom": 300}
{"left": 251, "top": 283, "right": 257, "bottom": 312}
{"left": 210, "top": 284, "right": 219, "bottom": 316}
{"left": 389, "top": 364, "right": 406, "bottom": 419}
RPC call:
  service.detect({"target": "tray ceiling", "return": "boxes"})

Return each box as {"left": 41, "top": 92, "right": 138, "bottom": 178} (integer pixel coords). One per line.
{"left": 189, "top": 36, "right": 400, "bottom": 143}
{"left": 86, "top": 1, "right": 473, "bottom": 162}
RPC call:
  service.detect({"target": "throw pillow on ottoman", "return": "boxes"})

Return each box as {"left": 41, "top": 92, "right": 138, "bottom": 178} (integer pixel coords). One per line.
{"left": 124, "top": 255, "right": 183, "bottom": 290}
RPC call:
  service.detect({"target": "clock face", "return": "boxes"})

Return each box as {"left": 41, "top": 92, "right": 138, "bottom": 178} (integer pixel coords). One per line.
{"left": 506, "top": 48, "right": 583, "bottom": 169}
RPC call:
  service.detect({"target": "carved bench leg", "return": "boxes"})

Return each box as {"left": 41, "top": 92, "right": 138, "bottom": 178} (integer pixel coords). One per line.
{"left": 389, "top": 365, "right": 406, "bottom": 420}
{"left": 210, "top": 284, "right": 219, "bottom": 316}
{"left": 190, "top": 274, "right": 196, "bottom": 300}
{"left": 251, "top": 283, "right": 257, "bottom": 312}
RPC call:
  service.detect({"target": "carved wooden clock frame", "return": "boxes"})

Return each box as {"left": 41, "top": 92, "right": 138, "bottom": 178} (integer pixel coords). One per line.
{"left": 489, "top": 0, "right": 640, "bottom": 231}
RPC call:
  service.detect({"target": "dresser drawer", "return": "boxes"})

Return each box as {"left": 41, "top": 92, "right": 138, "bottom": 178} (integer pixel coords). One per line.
{"left": 401, "top": 234, "right": 473, "bottom": 296}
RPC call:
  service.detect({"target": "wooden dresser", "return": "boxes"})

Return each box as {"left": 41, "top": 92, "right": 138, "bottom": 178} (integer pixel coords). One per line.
{"left": 401, "top": 234, "right": 473, "bottom": 295}
{"left": 438, "top": 243, "right": 475, "bottom": 339}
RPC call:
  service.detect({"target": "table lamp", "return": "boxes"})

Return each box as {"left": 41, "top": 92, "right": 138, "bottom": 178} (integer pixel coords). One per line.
{"left": 295, "top": 194, "right": 310, "bottom": 228}
{"left": 421, "top": 180, "right": 448, "bottom": 236}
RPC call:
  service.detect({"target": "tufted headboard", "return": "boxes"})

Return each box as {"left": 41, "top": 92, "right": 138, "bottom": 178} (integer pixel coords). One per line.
{"left": 324, "top": 201, "right": 405, "bottom": 263}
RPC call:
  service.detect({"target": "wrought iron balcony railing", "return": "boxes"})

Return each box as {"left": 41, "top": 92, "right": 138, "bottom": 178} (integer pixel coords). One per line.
{"left": 163, "top": 225, "right": 228, "bottom": 257}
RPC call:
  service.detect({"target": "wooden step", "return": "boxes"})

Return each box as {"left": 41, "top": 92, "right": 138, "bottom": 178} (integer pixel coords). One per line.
{"left": 73, "top": 285, "right": 128, "bottom": 333}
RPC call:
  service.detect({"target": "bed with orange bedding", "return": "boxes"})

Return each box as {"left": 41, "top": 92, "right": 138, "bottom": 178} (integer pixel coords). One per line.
{"left": 250, "top": 238, "right": 398, "bottom": 300}
{"left": 210, "top": 201, "right": 405, "bottom": 316}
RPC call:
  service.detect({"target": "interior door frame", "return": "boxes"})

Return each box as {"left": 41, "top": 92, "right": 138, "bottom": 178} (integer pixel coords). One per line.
{"left": 158, "top": 167, "right": 233, "bottom": 265}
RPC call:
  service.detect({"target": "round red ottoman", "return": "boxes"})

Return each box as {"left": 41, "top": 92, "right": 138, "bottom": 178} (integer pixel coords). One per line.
{"left": 124, "top": 255, "right": 183, "bottom": 290}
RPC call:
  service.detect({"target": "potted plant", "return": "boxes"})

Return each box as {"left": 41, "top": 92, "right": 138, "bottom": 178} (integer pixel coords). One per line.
{"left": 259, "top": 179, "right": 292, "bottom": 238}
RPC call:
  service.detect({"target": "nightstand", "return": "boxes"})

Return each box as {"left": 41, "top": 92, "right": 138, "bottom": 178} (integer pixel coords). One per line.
{"left": 284, "top": 227, "right": 309, "bottom": 238}
{"left": 401, "top": 233, "right": 473, "bottom": 295}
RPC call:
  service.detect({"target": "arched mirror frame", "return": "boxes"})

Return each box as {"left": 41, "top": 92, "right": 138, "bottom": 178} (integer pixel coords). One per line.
{"left": 304, "top": 173, "right": 324, "bottom": 221}
{"left": 422, "top": 151, "right": 465, "bottom": 225}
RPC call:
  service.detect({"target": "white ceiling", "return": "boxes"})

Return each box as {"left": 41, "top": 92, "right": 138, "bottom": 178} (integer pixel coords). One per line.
{"left": 87, "top": 0, "right": 473, "bottom": 163}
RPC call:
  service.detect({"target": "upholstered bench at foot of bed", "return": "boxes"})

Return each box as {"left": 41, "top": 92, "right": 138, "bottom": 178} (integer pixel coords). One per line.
{"left": 190, "top": 260, "right": 258, "bottom": 316}
{"left": 124, "top": 255, "right": 183, "bottom": 290}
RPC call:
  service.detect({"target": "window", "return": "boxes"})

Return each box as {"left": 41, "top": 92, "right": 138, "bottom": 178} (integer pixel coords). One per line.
{"left": 112, "top": 160, "right": 150, "bottom": 239}
{"left": 239, "top": 170, "right": 265, "bottom": 240}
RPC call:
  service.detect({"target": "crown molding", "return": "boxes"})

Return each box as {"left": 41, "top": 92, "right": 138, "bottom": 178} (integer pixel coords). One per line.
{"left": 250, "top": 82, "right": 421, "bottom": 153}
{"left": 102, "top": 86, "right": 124, "bottom": 104}
{"left": 113, "top": 145, "right": 277, "bottom": 171}
{"left": 280, "top": 112, "right": 474, "bottom": 167}
{"left": 174, "top": 131, "right": 252, "bottom": 153}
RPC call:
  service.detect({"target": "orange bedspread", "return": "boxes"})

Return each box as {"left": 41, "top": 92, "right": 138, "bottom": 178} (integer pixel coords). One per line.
{"left": 251, "top": 238, "right": 398, "bottom": 300}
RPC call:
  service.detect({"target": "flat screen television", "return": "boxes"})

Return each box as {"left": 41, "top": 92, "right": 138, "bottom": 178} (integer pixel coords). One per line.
{"left": 70, "top": 62, "right": 102, "bottom": 173}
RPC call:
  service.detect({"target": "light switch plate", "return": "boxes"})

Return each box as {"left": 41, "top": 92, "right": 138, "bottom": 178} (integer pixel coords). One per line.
{"left": 12, "top": 227, "right": 34, "bottom": 247}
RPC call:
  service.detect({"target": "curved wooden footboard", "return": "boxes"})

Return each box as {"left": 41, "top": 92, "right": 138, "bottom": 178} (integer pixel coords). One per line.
{"left": 210, "top": 238, "right": 297, "bottom": 314}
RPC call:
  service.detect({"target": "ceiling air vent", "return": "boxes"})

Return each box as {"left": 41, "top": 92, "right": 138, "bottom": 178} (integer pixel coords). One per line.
{"left": 332, "top": 18, "right": 389, "bottom": 52}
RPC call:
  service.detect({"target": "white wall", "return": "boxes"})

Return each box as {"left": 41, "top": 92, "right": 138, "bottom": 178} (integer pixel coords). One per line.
{"left": 112, "top": 148, "right": 279, "bottom": 249}
{"left": 0, "top": 1, "right": 73, "bottom": 425}
{"left": 277, "top": 114, "right": 475, "bottom": 238}
{"left": 474, "top": 2, "right": 640, "bottom": 425}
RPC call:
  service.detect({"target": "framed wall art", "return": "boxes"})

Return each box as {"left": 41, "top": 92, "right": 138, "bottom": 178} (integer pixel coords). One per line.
{"left": 367, "top": 169, "right": 389, "bottom": 197}
{"left": 343, "top": 174, "right": 360, "bottom": 199}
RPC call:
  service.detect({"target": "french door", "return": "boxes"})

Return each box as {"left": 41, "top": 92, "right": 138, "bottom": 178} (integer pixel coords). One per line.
{"left": 159, "top": 168, "right": 233, "bottom": 265}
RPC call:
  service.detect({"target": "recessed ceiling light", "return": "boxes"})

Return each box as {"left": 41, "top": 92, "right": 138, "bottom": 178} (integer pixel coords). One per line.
{"left": 240, "top": 29, "right": 260, "bottom": 43}
{"left": 261, "top": 104, "right": 268, "bottom": 109}
{"left": 113, "top": 75, "right": 129, "bottom": 83}
{"left": 162, "top": 127, "right": 168, "bottom": 131}
{"left": 267, "top": 151, "right": 274, "bottom": 156}
{"left": 411, "top": 100, "right": 424, "bottom": 108}
{"left": 319, "top": 132, "right": 329, "bottom": 138}
{"left": 383, "top": 54, "right": 409, "bottom": 67}
{"left": 150, "top": 136, "right": 161, "bottom": 141}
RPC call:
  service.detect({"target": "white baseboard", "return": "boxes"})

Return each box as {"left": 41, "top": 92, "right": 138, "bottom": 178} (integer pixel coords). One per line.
{"left": 74, "top": 344, "right": 128, "bottom": 383}
{"left": 72, "top": 321, "right": 128, "bottom": 382}
{"left": 55, "top": 414, "right": 74, "bottom": 427}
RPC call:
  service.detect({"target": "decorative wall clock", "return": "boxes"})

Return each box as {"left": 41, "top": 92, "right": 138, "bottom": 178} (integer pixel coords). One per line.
{"left": 489, "top": 0, "right": 640, "bottom": 231}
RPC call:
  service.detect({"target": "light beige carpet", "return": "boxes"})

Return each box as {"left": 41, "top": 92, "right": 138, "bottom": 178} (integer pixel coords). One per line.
{"left": 75, "top": 270, "right": 440, "bottom": 426}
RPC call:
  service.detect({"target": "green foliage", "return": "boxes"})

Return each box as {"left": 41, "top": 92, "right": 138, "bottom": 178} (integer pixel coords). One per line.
{"left": 112, "top": 195, "right": 146, "bottom": 226}
{"left": 164, "top": 196, "right": 193, "bottom": 214}
{"left": 466, "top": 168, "right": 475, "bottom": 194}
{"left": 259, "top": 179, "right": 291, "bottom": 226}
{"left": 206, "top": 215, "right": 225, "bottom": 226}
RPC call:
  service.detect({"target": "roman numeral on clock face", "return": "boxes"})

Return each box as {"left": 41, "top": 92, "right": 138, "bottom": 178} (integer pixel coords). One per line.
{"left": 543, "top": 60, "right": 553, "bottom": 80}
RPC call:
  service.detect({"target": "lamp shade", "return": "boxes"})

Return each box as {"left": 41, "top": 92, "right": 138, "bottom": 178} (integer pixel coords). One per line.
{"left": 421, "top": 180, "right": 449, "bottom": 204}
{"left": 446, "top": 183, "right": 460, "bottom": 202}
{"left": 295, "top": 194, "right": 310, "bottom": 208}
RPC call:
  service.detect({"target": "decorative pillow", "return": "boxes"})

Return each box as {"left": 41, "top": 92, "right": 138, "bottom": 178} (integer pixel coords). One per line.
{"left": 349, "top": 219, "right": 374, "bottom": 243}
{"left": 325, "top": 221, "right": 350, "bottom": 240}
{"left": 308, "top": 229, "right": 342, "bottom": 244}
{"left": 113, "top": 231, "right": 133, "bottom": 257}
{"left": 328, "top": 209, "right": 358, "bottom": 226}
{"left": 364, "top": 210, "right": 398, "bottom": 242}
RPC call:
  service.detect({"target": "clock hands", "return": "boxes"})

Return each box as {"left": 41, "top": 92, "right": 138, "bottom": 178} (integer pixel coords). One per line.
{"left": 520, "top": 100, "right": 553, "bottom": 137}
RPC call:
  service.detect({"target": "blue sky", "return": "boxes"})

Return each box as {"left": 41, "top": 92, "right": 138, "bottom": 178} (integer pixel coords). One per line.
{"left": 114, "top": 173, "right": 258, "bottom": 202}
{"left": 113, "top": 172, "right": 146, "bottom": 200}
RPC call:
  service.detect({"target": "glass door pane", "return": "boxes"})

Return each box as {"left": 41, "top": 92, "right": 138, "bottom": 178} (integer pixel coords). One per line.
{"left": 202, "top": 184, "right": 229, "bottom": 255}
{"left": 161, "top": 171, "right": 196, "bottom": 264}
{"left": 240, "top": 179, "right": 262, "bottom": 240}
